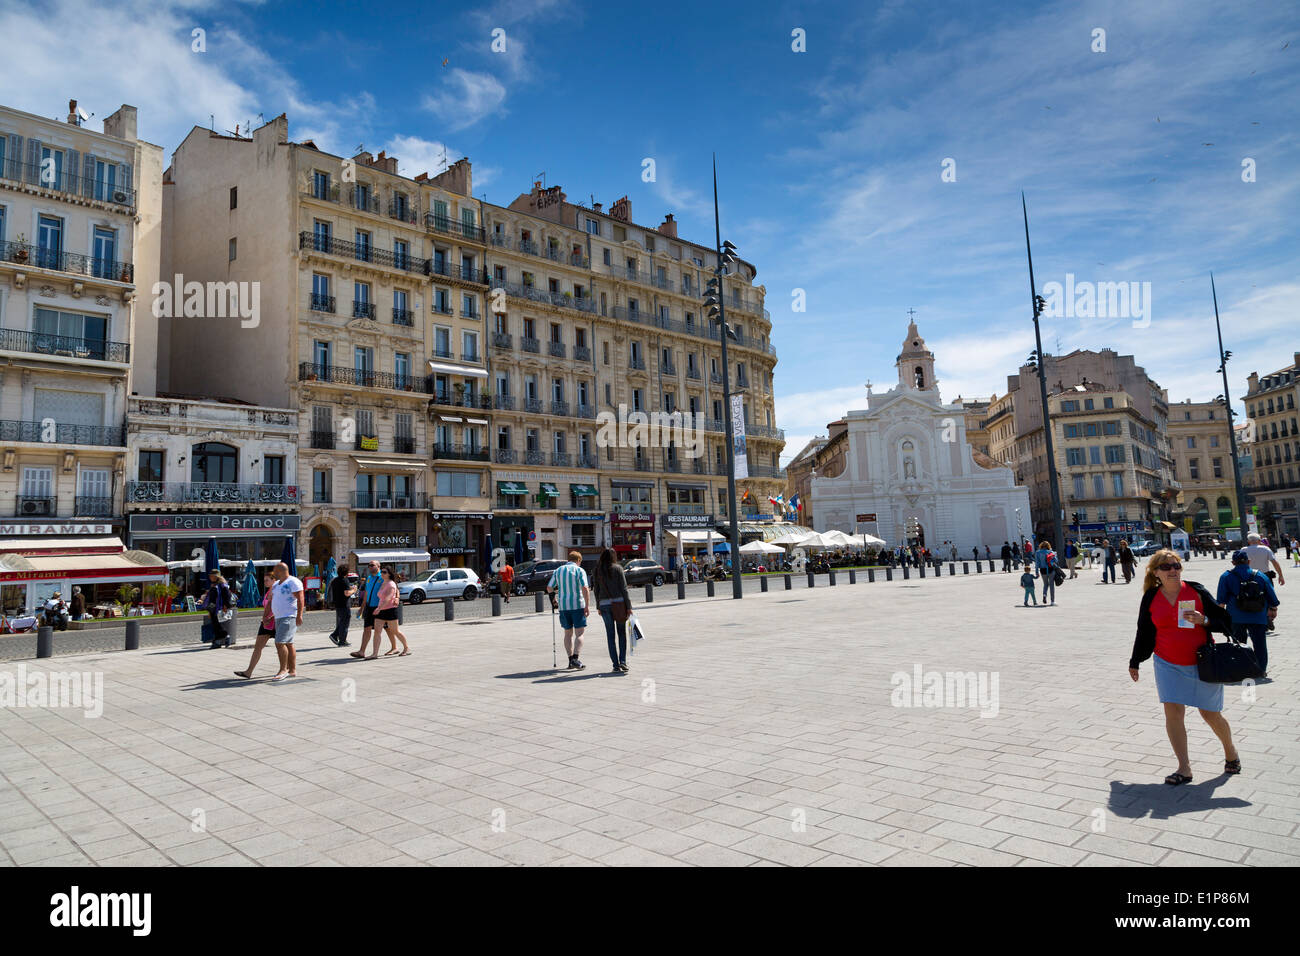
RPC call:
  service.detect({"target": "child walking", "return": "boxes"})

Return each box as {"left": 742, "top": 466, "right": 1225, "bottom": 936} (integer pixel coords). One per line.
{"left": 1020, "top": 569, "right": 1038, "bottom": 606}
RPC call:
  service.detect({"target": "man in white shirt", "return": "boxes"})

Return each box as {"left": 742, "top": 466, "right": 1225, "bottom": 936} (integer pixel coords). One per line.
{"left": 1245, "top": 533, "right": 1285, "bottom": 584}
{"left": 269, "top": 561, "right": 305, "bottom": 682}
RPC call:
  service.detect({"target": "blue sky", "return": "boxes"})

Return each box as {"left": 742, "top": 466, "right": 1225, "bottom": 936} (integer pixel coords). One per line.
{"left": 2, "top": 0, "right": 1295, "bottom": 462}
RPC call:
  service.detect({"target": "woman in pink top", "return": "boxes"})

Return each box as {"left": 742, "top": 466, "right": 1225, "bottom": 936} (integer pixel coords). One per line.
{"left": 234, "top": 573, "right": 277, "bottom": 679}
{"left": 373, "top": 566, "right": 409, "bottom": 658}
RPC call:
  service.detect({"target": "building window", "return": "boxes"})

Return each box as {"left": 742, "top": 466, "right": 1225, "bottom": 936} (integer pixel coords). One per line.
{"left": 1112, "top": 473, "right": 1124, "bottom": 496}
{"left": 138, "top": 450, "right": 165, "bottom": 482}
{"left": 1213, "top": 458, "right": 1223, "bottom": 478}
{"left": 313, "top": 469, "right": 331, "bottom": 503}
{"left": 191, "top": 442, "right": 237, "bottom": 484}
{"left": 229, "top": 186, "right": 237, "bottom": 209}
{"left": 228, "top": 237, "right": 237, "bottom": 261}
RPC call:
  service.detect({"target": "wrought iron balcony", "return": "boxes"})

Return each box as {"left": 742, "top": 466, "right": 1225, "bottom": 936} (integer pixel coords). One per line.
{"left": 518, "top": 239, "right": 539, "bottom": 256}
{"left": 2, "top": 239, "right": 134, "bottom": 283}
{"left": 747, "top": 424, "right": 786, "bottom": 440}
{"left": 521, "top": 336, "right": 540, "bottom": 353}
{"left": 348, "top": 188, "right": 380, "bottom": 214}
{"left": 494, "top": 395, "right": 515, "bottom": 410}
{"left": 432, "top": 346, "right": 453, "bottom": 359}
{"left": 747, "top": 464, "right": 785, "bottom": 479}
{"left": 310, "top": 293, "right": 335, "bottom": 313}
{"left": 663, "top": 459, "right": 682, "bottom": 473}
{"left": 461, "top": 308, "right": 480, "bottom": 320}
{"left": 432, "top": 442, "right": 490, "bottom": 462}
{"left": 298, "top": 232, "right": 427, "bottom": 274}
{"left": 309, "top": 430, "right": 336, "bottom": 449}
{"left": 692, "top": 460, "right": 710, "bottom": 475}
{"left": 425, "top": 213, "right": 486, "bottom": 242}
{"left": 634, "top": 457, "right": 653, "bottom": 472}
{"left": 1, "top": 160, "right": 137, "bottom": 209}
{"left": 686, "top": 368, "right": 701, "bottom": 379}
{"left": 492, "top": 333, "right": 513, "bottom": 350}
{"left": 611, "top": 306, "right": 645, "bottom": 323}
{"left": 74, "top": 496, "right": 115, "bottom": 517}
{"left": 629, "top": 357, "right": 646, "bottom": 370}
{"left": 650, "top": 274, "right": 673, "bottom": 290}
{"left": 577, "top": 454, "right": 600, "bottom": 469}
{"left": 393, "top": 436, "right": 415, "bottom": 455}
{"left": 353, "top": 491, "right": 428, "bottom": 509}
{"left": 387, "top": 197, "right": 418, "bottom": 224}
{"left": 352, "top": 301, "right": 377, "bottom": 320}
{"left": 392, "top": 307, "right": 414, "bottom": 326}
{"left": 576, "top": 404, "right": 597, "bottom": 420}
{"left": 457, "top": 265, "right": 488, "bottom": 284}
{"left": 545, "top": 246, "right": 565, "bottom": 262}
{"left": 570, "top": 253, "right": 590, "bottom": 268}
{"left": 494, "top": 448, "right": 516, "bottom": 464}
{"left": 548, "top": 341, "right": 566, "bottom": 358}
{"left": 429, "top": 392, "right": 492, "bottom": 410}
{"left": 489, "top": 233, "right": 510, "bottom": 248}
{"left": 0, "top": 327, "right": 130, "bottom": 364}
{"left": 524, "top": 398, "right": 544, "bottom": 414}
{"left": 574, "top": 345, "right": 591, "bottom": 362}
{"left": 0, "top": 419, "right": 125, "bottom": 446}
{"left": 551, "top": 452, "right": 572, "bottom": 466}
{"left": 704, "top": 419, "right": 726, "bottom": 433}
{"left": 461, "top": 351, "right": 481, "bottom": 364}
{"left": 432, "top": 300, "right": 454, "bottom": 315}
{"left": 297, "top": 362, "right": 431, "bottom": 393}
{"left": 661, "top": 363, "right": 677, "bottom": 376}
{"left": 710, "top": 372, "right": 723, "bottom": 384}
{"left": 126, "top": 481, "right": 300, "bottom": 505}
{"left": 525, "top": 449, "right": 546, "bottom": 465}
{"left": 550, "top": 401, "right": 570, "bottom": 416}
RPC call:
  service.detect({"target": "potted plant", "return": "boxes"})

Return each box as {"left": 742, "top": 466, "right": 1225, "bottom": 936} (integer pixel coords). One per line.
{"left": 453, "top": 382, "right": 467, "bottom": 405}
{"left": 12, "top": 235, "right": 28, "bottom": 263}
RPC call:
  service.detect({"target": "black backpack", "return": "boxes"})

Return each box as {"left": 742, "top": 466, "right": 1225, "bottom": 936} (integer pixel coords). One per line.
{"left": 1235, "top": 572, "right": 1268, "bottom": 614}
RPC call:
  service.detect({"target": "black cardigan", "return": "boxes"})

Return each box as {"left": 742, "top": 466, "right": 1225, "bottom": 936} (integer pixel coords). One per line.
{"left": 1128, "top": 580, "right": 1233, "bottom": 669}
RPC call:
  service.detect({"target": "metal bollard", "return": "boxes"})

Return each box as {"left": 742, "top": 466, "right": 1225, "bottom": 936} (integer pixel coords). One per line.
{"left": 36, "top": 625, "right": 53, "bottom": 658}
{"left": 918, "top": 564, "right": 926, "bottom": 578}
{"left": 975, "top": 561, "right": 982, "bottom": 573}
{"left": 444, "top": 597, "right": 455, "bottom": 621}
{"left": 963, "top": 562, "right": 969, "bottom": 574}
{"left": 848, "top": 569, "right": 856, "bottom": 584}
{"left": 885, "top": 567, "right": 893, "bottom": 581}
{"left": 125, "top": 620, "right": 140, "bottom": 651}
{"left": 760, "top": 576, "right": 769, "bottom": 592}
{"left": 828, "top": 569, "right": 836, "bottom": 586}
{"left": 807, "top": 571, "right": 815, "bottom": 588}
{"left": 535, "top": 591, "right": 545, "bottom": 613}
{"left": 949, "top": 563, "right": 956, "bottom": 575}
{"left": 706, "top": 579, "right": 715, "bottom": 597}
{"left": 492, "top": 594, "right": 502, "bottom": 617}
{"left": 644, "top": 584, "right": 654, "bottom": 603}
{"left": 783, "top": 574, "right": 792, "bottom": 590}
{"left": 902, "top": 566, "right": 910, "bottom": 579}
{"left": 868, "top": 568, "right": 875, "bottom": 583}
{"left": 677, "top": 579, "right": 686, "bottom": 600}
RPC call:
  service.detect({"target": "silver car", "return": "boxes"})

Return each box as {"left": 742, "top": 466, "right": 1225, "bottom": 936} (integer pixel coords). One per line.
{"left": 399, "top": 568, "right": 480, "bottom": 603}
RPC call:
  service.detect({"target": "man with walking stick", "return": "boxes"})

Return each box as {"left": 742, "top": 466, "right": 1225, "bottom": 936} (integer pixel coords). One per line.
{"left": 547, "top": 551, "right": 590, "bottom": 670}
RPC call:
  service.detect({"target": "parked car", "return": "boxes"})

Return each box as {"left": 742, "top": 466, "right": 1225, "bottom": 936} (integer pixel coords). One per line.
{"left": 1129, "top": 539, "right": 1159, "bottom": 557}
{"left": 623, "top": 559, "right": 667, "bottom": 587}
{"left": 508, "top": 559, "right": 566, "bottom": 596}
{"left": 399, "top": 567, "right": 481, "bottom": 603}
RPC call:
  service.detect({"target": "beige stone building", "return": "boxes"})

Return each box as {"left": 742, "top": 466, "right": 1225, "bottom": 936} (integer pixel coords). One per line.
{"left": 1243, "top": 355, "right": 1300, "bottom": 539}
{"left": 1166, "top": 398, "right": 1237, "bottom": 534}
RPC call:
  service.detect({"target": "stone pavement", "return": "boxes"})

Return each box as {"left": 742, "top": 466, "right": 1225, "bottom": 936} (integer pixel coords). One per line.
{"left": 1, "top": 554, "right": 1295, "bottom": 867}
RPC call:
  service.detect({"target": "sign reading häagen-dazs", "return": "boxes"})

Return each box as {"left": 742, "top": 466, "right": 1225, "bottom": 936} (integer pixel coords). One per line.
{"left": 127, "top": 514, "right": 302, "bottom": 532}
{"left": 0, "top": 522, "right": 115, "bottom": 535}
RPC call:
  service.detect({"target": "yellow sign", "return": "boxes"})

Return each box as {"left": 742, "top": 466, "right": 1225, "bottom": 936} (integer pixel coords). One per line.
{"left": 360, "top": 436, "right": 379, "bottom": 451}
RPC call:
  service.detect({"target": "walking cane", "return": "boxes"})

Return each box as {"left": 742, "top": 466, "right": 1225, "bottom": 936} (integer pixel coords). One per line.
{"left": 550, "top": 593, "right": 557, "bottom": 669}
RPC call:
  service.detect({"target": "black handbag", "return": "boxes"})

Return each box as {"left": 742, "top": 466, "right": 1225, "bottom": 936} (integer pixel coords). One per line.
{"left": 1195, "top": 633, "right": 1265, "bottom": 684}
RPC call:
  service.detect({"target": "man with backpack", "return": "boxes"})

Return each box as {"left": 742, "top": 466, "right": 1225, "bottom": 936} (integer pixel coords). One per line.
{"left": 1034, "top": 541, "right": 1059, "bottom": 606}
{"left": 1217, "top": 549, "right": 1279, "bottom": 674}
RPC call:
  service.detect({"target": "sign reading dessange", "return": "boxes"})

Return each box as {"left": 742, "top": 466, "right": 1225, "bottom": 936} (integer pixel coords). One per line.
{"left": 128, "top": 514, "right": 301, "bottom": 533}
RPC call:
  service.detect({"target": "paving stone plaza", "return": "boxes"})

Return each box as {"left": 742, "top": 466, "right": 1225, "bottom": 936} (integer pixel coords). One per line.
{"left": 1, "top": 556, "right": 1295, "bottom": 867}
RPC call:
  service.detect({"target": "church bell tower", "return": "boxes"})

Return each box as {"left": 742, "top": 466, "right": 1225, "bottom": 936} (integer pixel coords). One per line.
{"left": 896, "top": 315, "right": 937, "bottom": 393}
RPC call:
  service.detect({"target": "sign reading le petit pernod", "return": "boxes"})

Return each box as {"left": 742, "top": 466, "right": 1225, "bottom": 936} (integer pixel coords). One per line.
{"left": 0, "top": 522, "right": 114, "bottom": 535}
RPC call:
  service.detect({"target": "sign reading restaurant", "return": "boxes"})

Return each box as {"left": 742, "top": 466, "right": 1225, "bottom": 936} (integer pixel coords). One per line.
{"left": 128, "top": 514, "right": 302, "bottom": 532}
{"left": 659, "top": 514, "right": 717, "bottom": 530}
{"left": 0, "top": 522, "right": 115, "bottom": 535}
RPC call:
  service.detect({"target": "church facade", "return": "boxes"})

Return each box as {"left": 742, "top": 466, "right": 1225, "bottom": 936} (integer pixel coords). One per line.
{"left": 810, "top": 322, "right": 1032, "bottom": 551}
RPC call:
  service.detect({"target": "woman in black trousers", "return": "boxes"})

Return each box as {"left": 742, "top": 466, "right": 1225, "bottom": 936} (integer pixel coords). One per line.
{"left": 592, "top": 548, "right": 632, "bottom": 673}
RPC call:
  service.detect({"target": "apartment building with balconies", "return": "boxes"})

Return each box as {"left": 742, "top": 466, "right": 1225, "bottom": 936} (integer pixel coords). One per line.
{"left": 0, "top": 99, "right": 162, "bottom": 538}
{"left": 481, "top": 184, "right": 784, "bottom": 565}
{"left": 1243, "top": 355, "right": 1300, "bottom": 539}
{"left": 1167, "top": 398, "right": 1238, "bottom": 534}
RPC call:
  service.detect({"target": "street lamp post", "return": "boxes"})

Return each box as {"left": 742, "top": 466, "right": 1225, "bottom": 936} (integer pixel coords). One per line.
{"left": 1212, "top": 273, "right": 1249, "bottom": 535}
{"left": 703, "top": 156, "right": 742, "bottom": 599}
{"left": 1022, "top": 194, "right": 1065, "bottom": 553}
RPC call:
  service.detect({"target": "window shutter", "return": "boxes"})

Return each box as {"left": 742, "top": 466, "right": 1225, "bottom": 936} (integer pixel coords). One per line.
{"left": 66, "top": 149, "right": 80, "bottom": 193}
{"left": 117, "top": 163, "right": 132, "bottom": 204}
{"left": 6, "top": 134, "right": 22, "bottom": 179}
{"left": 82, "top": 152, "right": 96, "bottom": 197}
{"left": 25, "top": 137, "right": 41, "bottom": 184}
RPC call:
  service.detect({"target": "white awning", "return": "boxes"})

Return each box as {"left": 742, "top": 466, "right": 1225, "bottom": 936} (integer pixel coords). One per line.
{"left": 663, "top": 530, "right": 722, "bottom": 544}
{"left": 0, "top": 536, "right": 125, "bottom": 553}
{"left": 351, "top": 549, "right": 433, "bottom": 564}
{"left": 465, "top": 417, "right": 488, "bottom": 425}
{"left": 439, "top": 415, "right": 464, "bottom": 423}
{"left": 353, "top": 457, "right": 428, "bottom": 471}
{"left": 428, "top": 361, "right": 489, "bottom": 378}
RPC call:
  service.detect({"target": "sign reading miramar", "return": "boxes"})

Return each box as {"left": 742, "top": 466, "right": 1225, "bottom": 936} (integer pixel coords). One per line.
{"left": 0, "top": 522, "right": 114, "bottom": 536}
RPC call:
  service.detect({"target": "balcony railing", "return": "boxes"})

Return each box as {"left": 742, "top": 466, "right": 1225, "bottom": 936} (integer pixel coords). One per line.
{"left": 425, "top": 214, "right": 486, "bottom": 243}
{"left": 310, "top": 293, "right": 335, "bottom": 313}
{"left": 461, "top": 309, "right": 481, "bottom": 320}
{"left": 494, "top": 449, "right": 516, "bottom": 464}
{"left": 392, "top": 307, "right": 414, "bottom": 326}
{"left": 462, "top": 351, "right": 481, "bottom": 364}
{"left": 576, "top": 404, "right": 597, "bottom": 420}
{"left": 432, "top": 442, "right": 490, "bottom": 462}
{"left": 353, "top": 491, "right": 428, "bottom": 509}
{"left": 574, "top": 345, "right": 591, "bottom": 362}
{"left": 15, "top": 496, "right": 57, "bottom": 517}
{"left": 298, "top": 232, "right": 428, "bottom": 274}
{"left": 634, "top": 458, "right": 653, "bottom": 471}
{"left": 73, "top": 496, "right": 115, "bottom": 517}
{"left": 309, "top": 430, "right": 336, "bottom": 449}
{"left": 577, "top": 454, "right": 600, "bottom": 469}
{"left": 551, "top": 401, "right": 570, "bottom": 416}
{"left": 393, "top": 436, "right": 415, "bottom": 455}
{"left": 492, "top": 333, "right": 512, "bottom": 350}
{"left": 525, "top": 450, "right": 546, "bottom": 465}
{"left": 692, "top": 460, "right": 710, "bottom": 475}
{"left": 611, "top": 306, "right": 644, "bottom": 323}
{"left": 518, "top": 239, "right": 539, "bottom": 256}
{"left": 489, "top": 233, "right": 510, "bottom": 248}
{"left": 494, "top": 395, "right": 515, "bottom": 410}
{"left": 0, "top": 328, "right": 130, "bottom": 364}
{"left": 748, "top": 424, "right": 785, "bottom": 440}
{"left": 686, "top": 368, "right": 701, "bottom": 380}
{"left": 352, "top": 301, "right": 377, "bottom": 320}
{"left": 2, "top": 159, "right": 138, "bottom": 209}
{"left": 430, "top": 392, "right": 492, "bottom": 410}
{"left": 432, "top": 346, "right": 454, "bottom": 359}
{"left": 0, "top": 419, "right": 125, "bottom": 447}
{"left": 521, "top": 336, "right": 540, "bottom": 353}
{"left": 551, "top": 453, "right": 572, "bottom": 466}
{"left": 710, "top": 373, "right": 723, "bottom": 385}
{"left": 298, "top": 363, "right": 430, "bottom": 393}
{"left": 348, "top": 189, "right": 381, "bottom": 214}
{"left": 629, "top": 358, "right": 646, "bottom": 371}
{"left": 126, "top": 481, "right": 299, "bottom": 505}
{"left": 662, "top": 364, "right": 677, "bottom": 376}
{"left": 664, "top": 459, "right": 682, "bottom": 473}
{"left": 524, "top": 398, "right": 544, "bottom": 414}
{"left": 387, "top": 197, "right": 419, "bottom": 224}
{"left": 548, "top": 341, "right": 566, "bottom": 358}
{"left": 747, "top": 464, "right": 785, "bottom": 479}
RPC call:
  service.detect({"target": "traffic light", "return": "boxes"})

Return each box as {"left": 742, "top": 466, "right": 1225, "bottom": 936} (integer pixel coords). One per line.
{"left": 1033, "top": 294, "right": 1047, "bottom": 318}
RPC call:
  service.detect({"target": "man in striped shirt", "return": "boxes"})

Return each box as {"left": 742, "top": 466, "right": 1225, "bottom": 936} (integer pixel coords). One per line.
{"left": 547, "top": 551, "right": 591, "bottom": 670}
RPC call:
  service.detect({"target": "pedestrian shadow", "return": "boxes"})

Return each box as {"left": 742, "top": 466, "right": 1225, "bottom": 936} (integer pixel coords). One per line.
{"left": 496, "top": 669, "right": 566, "bottom": 680}
{"left": 1107, "top": 777, "right": 1250, "bottom": 820}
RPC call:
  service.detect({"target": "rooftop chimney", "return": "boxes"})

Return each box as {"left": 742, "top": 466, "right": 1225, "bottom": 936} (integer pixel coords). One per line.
{"left": 657, "top": 213, "right": 677, "bottom": 238}
{"left": 609, "top": 195, "right": 631, "bottom": 222}
{"left": 430, "top": 157, "right": 472, "bottom": 197}
{"left": 592, "top": 201, "right": 602, "bottom": 213}
{"left": 373, "top": 150, "right": 398, "bottom": 174}
{"left": 67, "top": 99, "right": 79, "bottom": 125}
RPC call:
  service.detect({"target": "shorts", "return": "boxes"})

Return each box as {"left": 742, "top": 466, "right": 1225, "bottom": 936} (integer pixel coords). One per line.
{"left": 274, "top": 617, "right": 298, "bottom": 644}
{"left": 376, "top": 608, "right": 398, "bottom": 621}
{"left": 362, "top": 605, "right": 376, "bottom": 627}
{"left": 257, "top": 624, "right": 275, "bottom": 637}
{"left": 558, "top": 607, "right": 587, "bottom": 630}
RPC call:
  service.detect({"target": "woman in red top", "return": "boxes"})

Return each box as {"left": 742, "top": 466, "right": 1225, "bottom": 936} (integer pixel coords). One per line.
{"left": 1128, "top": 550, "right": 1239, "bottom": 785}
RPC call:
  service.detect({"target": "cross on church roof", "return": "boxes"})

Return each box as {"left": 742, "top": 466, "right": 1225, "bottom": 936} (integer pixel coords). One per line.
{"left": 906, "top": 308, "right": 917, "bottom": 320}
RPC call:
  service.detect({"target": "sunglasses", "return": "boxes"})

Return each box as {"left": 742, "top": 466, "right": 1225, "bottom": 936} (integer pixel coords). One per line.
{"left": 1156, "top": 563, "right": 1183, "bottom": 572}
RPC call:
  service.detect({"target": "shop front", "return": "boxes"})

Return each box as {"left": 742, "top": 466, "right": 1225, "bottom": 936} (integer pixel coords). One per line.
{"left": 610, "top": 514, "right": 655, "bottom": 561}
{"left": 0, "top": 533, "right": 168, "bottom": 617}
{"left": 354, "top": 514, "right": 426, "bottom": 580}
{"left": 491, "top": 512, "right": 535, "bottom": 567}
{"left": 127, "top": 513, "right": 300, "bottom": 600}
{"left": 660, "top": 513, "right": 718, "bottom": 568}
{"left": 560, "top": 510, "right": 605, "bottom": 565}
{"left": 429, "top": 511, "right": 492, "bottom": 572}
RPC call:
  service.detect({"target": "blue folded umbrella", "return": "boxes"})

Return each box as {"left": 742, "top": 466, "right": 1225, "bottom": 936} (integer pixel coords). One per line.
{"left": 280, "top": 535, "right": 296, "bottom": 571}
{"left": 240, "top": 559, "right": 261, "bottom": 608}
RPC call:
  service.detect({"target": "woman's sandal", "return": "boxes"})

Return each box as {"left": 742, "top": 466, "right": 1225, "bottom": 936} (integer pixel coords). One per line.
{"left": 1164, "top": 772, "right": 1193, "bottom": 786}
{"left": 1224, "top": 758, "right": 1242, "bottom": 775}
{"left": 383, "top": 649, "right": 399, "bottom": 656}
{"left": 349, "top": 651, "right": 365, "bottom": 659}
{"left": 399, "top": 650, "right": 411, "bottom": 656}
{"left": 233, "top": 670, "right": 252, "bottom": 679}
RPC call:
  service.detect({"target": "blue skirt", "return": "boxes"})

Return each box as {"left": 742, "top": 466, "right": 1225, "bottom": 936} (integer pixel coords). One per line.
{"left": 1153, "top": 654, "right": 1223, "bottom": 711}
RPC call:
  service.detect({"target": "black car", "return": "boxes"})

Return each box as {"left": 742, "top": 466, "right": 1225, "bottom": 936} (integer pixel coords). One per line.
{"left": 507, "top": 559, "right": 566, "bottom": 596}
{"left": 622, "top": 559, "right": 667, "bottom": 587}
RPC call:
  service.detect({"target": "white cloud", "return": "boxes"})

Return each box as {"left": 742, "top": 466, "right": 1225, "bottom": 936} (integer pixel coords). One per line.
{"left": 422, "top": 69, "right": 507, "bottom": 131}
